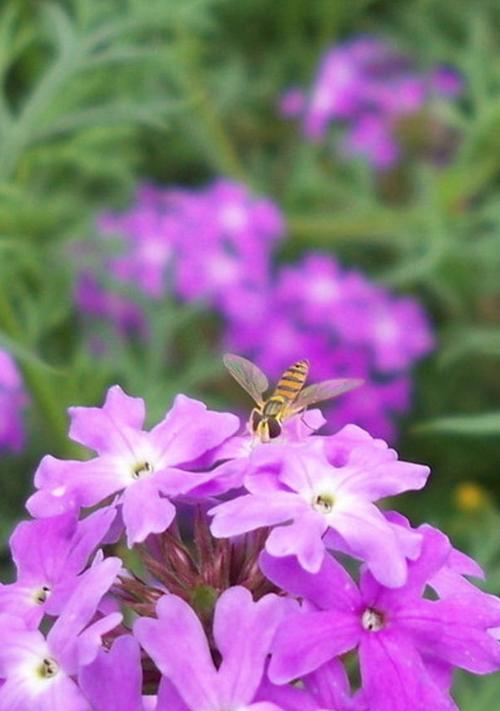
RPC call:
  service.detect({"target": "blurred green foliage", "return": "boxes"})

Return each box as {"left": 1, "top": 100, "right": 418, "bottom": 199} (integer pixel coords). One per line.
{"left": 1, "top": 2, "right": 500, "bottom": 705}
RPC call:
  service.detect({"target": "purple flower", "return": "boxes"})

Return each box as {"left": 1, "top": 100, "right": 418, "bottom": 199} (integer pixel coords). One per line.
{"left": 75, "top": 180, "right": 284, "bottom": 330}
{"left": 27, "top": 386, "right": 240, "bottom": 546}
{"left": 224, "top": 252, "right": 434, "bottom": 440}
{"left": 135, "top": 586, "right": 288, "bottom": 711}
{"left": 0, "top": 349, "right": 28, "bottom": 451}
{"left": 209, "top": 425, "right": 428, "bottom": 586}
{"left": 263, "top": 526, "right": 500, "bottom": 711}
{"left": 0, "top": 508, "right": 115, "bottom": 627}
{"left": 280, "top": 35, "right": 463, "bottom": 168}
{"left": 0, "top": 557, "right": 122, "bottom": 711}
{"left": 79, "top": 635, "right": 156, "bottom": 711}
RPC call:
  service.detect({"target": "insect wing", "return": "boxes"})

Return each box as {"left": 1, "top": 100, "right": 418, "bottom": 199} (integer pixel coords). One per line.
{"left": 291, "top": 378, "right": 363, "bottom": 410}
{"left": 223, "top": 354, "right": 269, "bottom": 405}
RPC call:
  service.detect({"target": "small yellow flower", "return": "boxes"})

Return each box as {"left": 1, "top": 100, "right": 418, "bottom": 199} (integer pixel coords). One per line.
{"left": 454, "top": 482, "right": 489, "bottom": 513}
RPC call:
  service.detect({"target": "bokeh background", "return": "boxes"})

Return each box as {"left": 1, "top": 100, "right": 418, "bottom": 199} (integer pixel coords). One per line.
{"left": 1, "top": 1, "right": 500, "bottom": 706}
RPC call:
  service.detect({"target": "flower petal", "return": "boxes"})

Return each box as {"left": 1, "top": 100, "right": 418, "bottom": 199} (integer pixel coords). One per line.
{"left": 265, "top": 514, "right": 327, "bottom": 573}
{"left": 79, "top": 635, "right": 143, "bottom": 711}
{"left": 214, "top": 588, "right": 287, "bottom": 706}
{"left": 209, "top": 493, "right": 304, "bottom": 538}
{"left": 122, "top": 479, "right": 176, "bottom": 546}
{"left": 68, "top": 385, "right": 146, "bottom": 454}
{"left": 149, "top": 395, "right": 239, "bottom": 467}
{"left": 269, "top": 609, "right": 360, "bottom": 684}
{"left": 259, "top": 551, "right": 361, "bottom": 611}
{"left": 135, "top": 594, "right": 219, "bottom": 711}
{"left": 359, "top": 631, "right": 458, "bottom": 711}
{"left": 396, "top": 599, "right": 500, "bottom": 673}
{"left": 331, "top": 500, "right": 408, "bottom": 587}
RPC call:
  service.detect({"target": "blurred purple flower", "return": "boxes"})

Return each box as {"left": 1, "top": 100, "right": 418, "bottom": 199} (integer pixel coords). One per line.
{"left": 280, "top": 36, "right": 463, "bottom": 167}
{"left": 0, "top": 349, "right": 28, "bottom": 451}
{"left": 224, "top": 253, "right": 434, "bottom": 440}
{"left": 75, "top": 180, "right": 284, "bottom": 330}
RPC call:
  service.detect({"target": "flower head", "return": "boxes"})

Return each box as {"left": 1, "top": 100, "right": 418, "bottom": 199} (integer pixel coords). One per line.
{"left": 280, "top": 35, "right": 463, "bottom": 168}
{"left": 264, "top": 525, "right": 500, "bottom": 711}
{"left": 0, "top": 508, "right": 115, "bottom": 627}
{"left": 209, "top": 424, "right": 429, "bottom": 586}
{"left": 27, "top": 385, "right": 240, "bottom": 546}
{"left": 0, "top": 557, "right": 122, "bottom": 711}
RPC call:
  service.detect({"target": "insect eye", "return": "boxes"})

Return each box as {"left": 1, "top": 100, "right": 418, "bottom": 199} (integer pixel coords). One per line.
{"left": 267, "top": 418, "right": 282, "bottom": 439}
{"left": 251, "top": 411, "right": 263, "bottom": 430}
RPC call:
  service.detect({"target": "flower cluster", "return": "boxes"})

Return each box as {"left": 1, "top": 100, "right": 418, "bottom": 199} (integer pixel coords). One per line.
{"left": 0, "top": 348, "right": 27, "bottom": 451}
{"left": 280, "top": 36, "right": 463, "bottom": 168}
{"left": 224, "top": 253, "right": 434, "bottom": 440}
{"left": 76, "top": 182, "right": 433, "bottom": 440}
{"left": 1, "top": 381, "right": 499, "bottom": 710}
{"left": 75, "top": 179, "right": 284, "bottom": 332}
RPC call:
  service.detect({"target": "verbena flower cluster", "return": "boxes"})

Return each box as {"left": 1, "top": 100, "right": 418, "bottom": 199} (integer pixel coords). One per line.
{"left": 75, "top": 180, "right": 284, "bottom": 332}
{"left": 76, "top": 182, "right": 433, "bottom": 440}
{"left": 1, "top": 383, "right": 499, "bottom": 710}
{"left": 0, "top": 348, "right": 27, "bottom": 451}
{"left": 224, "top": 253, "right": 434, "bottom": 440}
{"left": 280, "top": 36, "right": 463, "bottom": 168}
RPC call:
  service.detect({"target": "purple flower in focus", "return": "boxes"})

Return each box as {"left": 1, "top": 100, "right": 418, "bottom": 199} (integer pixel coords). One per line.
{"left": 263, "top": 526, "right": 500, "bottom": 711}
{"left": 0, "top": 508, "right": 115, "bottom": 627}
{"left": 27, "top": 385, "right": 240, "bottom": 546}
{"left": 210, "top": 425, "right": 428, "bottom": 586}
{"left": 79, "top": 635, "right": 160, "bottom": 711}
{"left": 0, "top": 349, "right": 28, "bottom": 451}
{"left": 0, "top": 557, "right": 122, "bottom": 711}
{"left": 135, "top": 586, "right": 288, "bottom": 711}
{"left": 280, "top": 35, "right": 463, "bottom": 168}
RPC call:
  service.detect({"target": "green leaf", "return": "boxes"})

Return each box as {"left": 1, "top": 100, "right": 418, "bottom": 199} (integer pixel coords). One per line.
{"left": 417, "top": 412, "right": 500, "bottom": 436}
{"left": 0, "top": 331, "right": 62, "bottom": 375}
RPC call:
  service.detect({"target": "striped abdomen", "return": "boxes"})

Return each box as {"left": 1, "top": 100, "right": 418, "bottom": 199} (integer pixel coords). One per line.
{"left": 266, "top": 359, "right": 309, "bottom": 411}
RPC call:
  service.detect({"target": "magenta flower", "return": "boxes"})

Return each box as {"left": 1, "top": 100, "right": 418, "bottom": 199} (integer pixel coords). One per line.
{"left": 0, "top": 349, "right": 28, "bottom": 451}
{"left": 280, "top": 35, "right": 463, "bottom": 168}
{"left": 224, "top": 252, "right": 433, "bottom": 440}
{"left": 79, "top": 636, "right": 157, "bottom": 711}
{"left": 209, "top": 425, "right": 428, "bottom": 586}
{"left": 0, "top": 508, "right": 115, "bottom": 627}
{"left": 135, "top": 586, "right": 288, "bottom": 711}
{"left": 0, "top": 557, "right": 122, "bottom": 711}
{"left": 27, "top": 386, "right": 240, "bottom": 545}
{"left": 75, "top": 179, "right": 284, "bottom": 331}
{"left": 263, "top": 526, "right": 500, "bottom": 711}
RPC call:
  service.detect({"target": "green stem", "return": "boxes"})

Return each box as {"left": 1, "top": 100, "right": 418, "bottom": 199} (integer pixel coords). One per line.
{"left": 0, "top": 288, "right": 69, "bottom": 456}
{"left": 288, "top": 211, "right": 417, "bottom": 248}
{"left": 175, "top": 34, "right": 248, "bottom": 184}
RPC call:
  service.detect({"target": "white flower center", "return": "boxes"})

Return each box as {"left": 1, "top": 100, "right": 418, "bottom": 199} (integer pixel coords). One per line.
{"left": 361, "top": 607, "right": 385, "bottom": 632}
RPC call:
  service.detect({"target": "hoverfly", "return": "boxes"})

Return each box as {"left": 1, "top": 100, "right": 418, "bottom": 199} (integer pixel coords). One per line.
{"left": 223, "top": 353, "right": 363, "bottom": 443}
